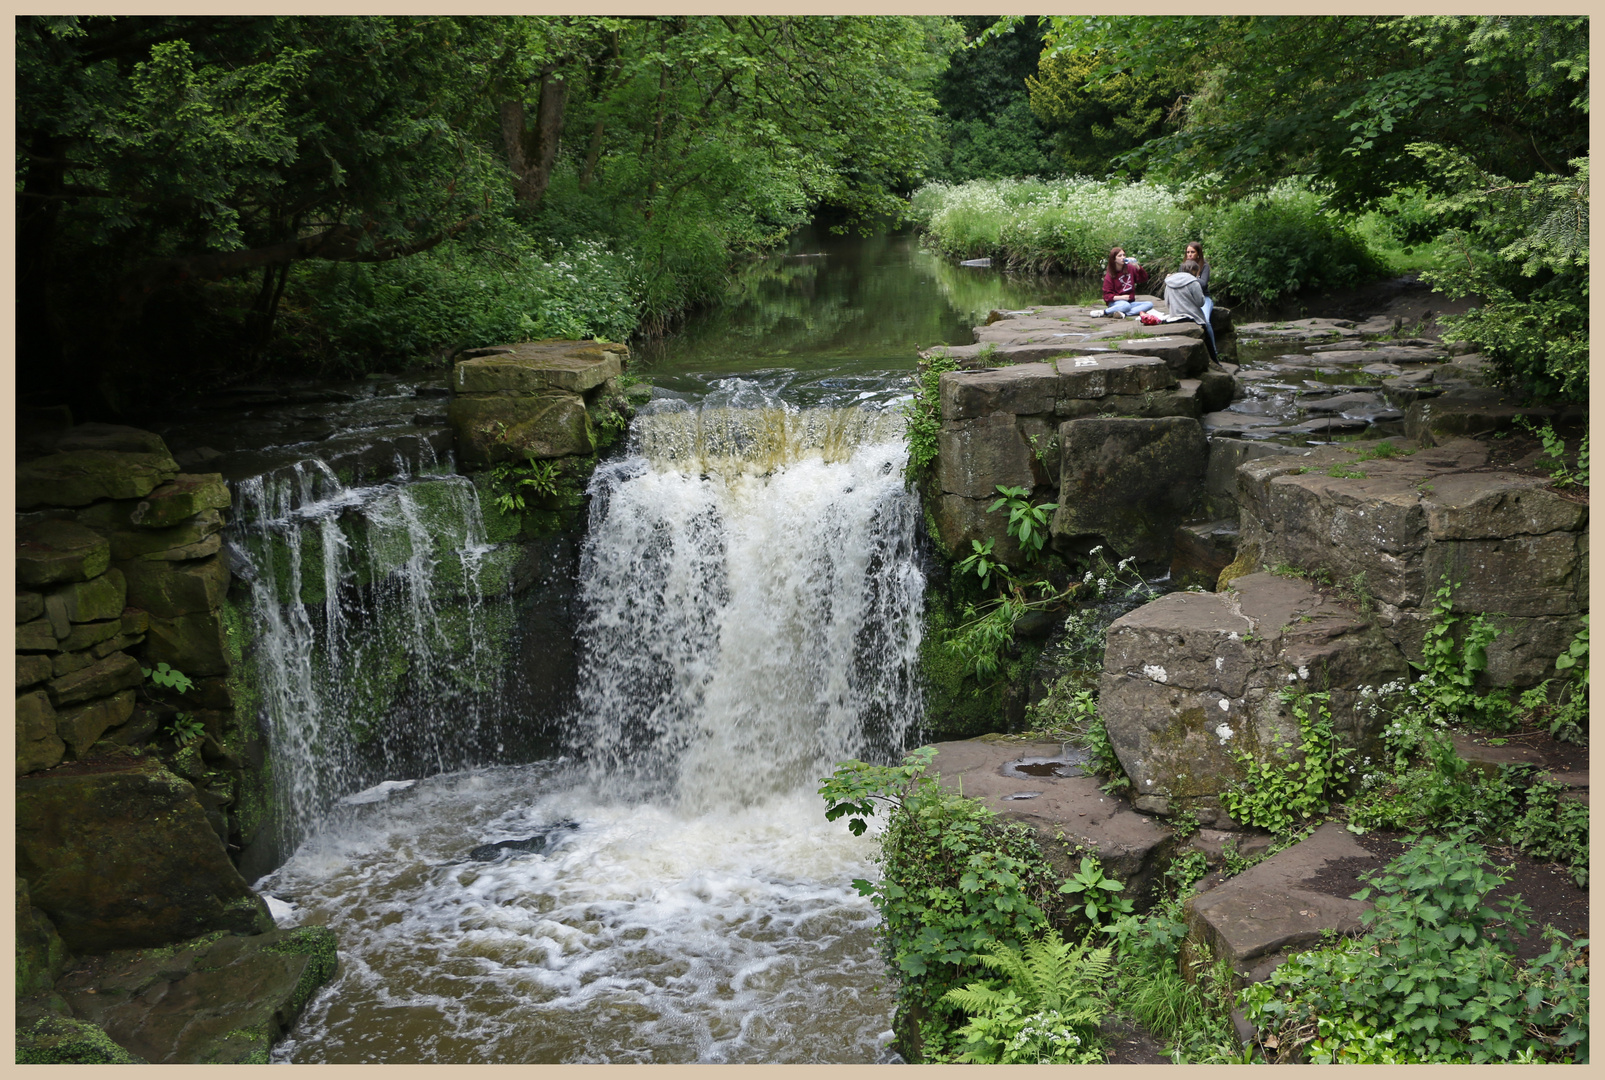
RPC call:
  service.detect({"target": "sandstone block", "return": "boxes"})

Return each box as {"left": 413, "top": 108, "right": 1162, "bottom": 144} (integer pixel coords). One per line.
{"left": 17, "top": 653, "right": 54, "bottom": 689}
{"left": 16, "top": 617, "right": 59, "bottom": 651}
{"left": 936, "top": 412, "right": 1036, "bottom": 499}
{"left": 16, "top": 755, "right": 274, "bottom": 952}
{"left": 1053, "top": 353, "right": 1176, "bottom": 407}
{"left": 455, "top": 339, "right": 627, "bottom": 394}
{"left": 18, "top": 591, "right": 44, "bottom": 623}
{"left": 144, "top": 611, "right": 230, "bottom": 677}
{"left": 17, "top": 519, "right": 112, "bottom": 586}
{"left": 16, "top": 691, "right": 64, "bottom": 775}
{"left": 48, "top": 651, "right": 143, "bottom": 708}
{"left": 49, "top": 568, "right": 127, "bottom": 623}
{"left": 16, "top": 450, "right": 180, "bottom": 510}
{"left": 939, "top": 363, "right": 1058, "bottom": 421}
{"left": 929, "top": 739, "right": 1176, "bottom": 906}
{"left": 1053, "top": 416, "right": 1209, "bottom": 567}
{"left": 129, "top": 474, "right": 232, "bottom": 529}
{"left": 55, "top": 618, "right": 123, "bottom": 653}
{"left": 1115, "top": 335, "right": 1209, "bottom": 377}
{"left": 448, "top": 392, "right": 594, "bottom": 469}
{"left": 121, "top": 556, "right": 230, "bottom": 618}
{"left": 55, "top": 690, "right": 137, "bottom": 757}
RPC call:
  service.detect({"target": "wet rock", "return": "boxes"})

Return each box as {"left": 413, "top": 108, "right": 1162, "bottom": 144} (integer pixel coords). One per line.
{"left": 16, "top": 754, "right": 274, "bottom": 952}
{"left": 1302, "top": 345, "right": 1447, "bottom": 365}
{"left": 1235, "top": 318, "right": 1359, "bottom": 342}
{"left": 1185, "top": 822, "right": 1378, "bottom": 984}
{"left": 929, "top": 739, "right": 1176, "bottom": 905}
{"left": 1099, "top": 573, "right": 1408, "bottom": 822}
{"left": 449, "top": 392, "right": 594, "bottom": 470}
{"left": 1405, "top": 385, "right": 1580, "bottom": 445}
{"left": 1053, "top": 416, "right": 1209, "bottom": 567}
{"left": 54, "top": 925, "right": 339, "bottom": 1064}
{"left": 468, "top": 821, "right": 578, "bottom": 861}
{"left": 17, "top": 519, "right": 112, "bottom": 586}
{"left": 1170, "top": 520, "right": 1241, "bottom": 591}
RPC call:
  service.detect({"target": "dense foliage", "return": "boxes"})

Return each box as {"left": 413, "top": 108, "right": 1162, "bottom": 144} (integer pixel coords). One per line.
{"left": 16, "top": 14, "right": 961, "bottom": 413}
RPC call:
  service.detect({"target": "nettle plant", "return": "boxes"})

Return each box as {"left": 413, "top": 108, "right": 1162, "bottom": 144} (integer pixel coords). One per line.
{"left": 1242, "top": 833, "right": 1589, "bottom": 1063}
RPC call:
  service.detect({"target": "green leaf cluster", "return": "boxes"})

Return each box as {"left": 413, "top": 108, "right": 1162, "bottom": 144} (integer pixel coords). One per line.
{"left": 1242, "top": 833, "right": 1589, "bottom": 1063}
{"left": 1220, "top": 689, "right": 1354, "bottom": 835}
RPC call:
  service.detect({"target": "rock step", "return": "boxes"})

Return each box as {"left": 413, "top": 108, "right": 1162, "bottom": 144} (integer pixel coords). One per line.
{"left": 928, "top": 738, "right": 1176, "bottom": 905}
{"left": 1185, "top": 822, "right": 1380, "bottom": 985}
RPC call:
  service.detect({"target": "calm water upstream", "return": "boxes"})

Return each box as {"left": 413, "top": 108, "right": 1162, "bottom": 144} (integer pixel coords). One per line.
{"left": 256, "top": 229, "right": 1093, "bottom": 1063}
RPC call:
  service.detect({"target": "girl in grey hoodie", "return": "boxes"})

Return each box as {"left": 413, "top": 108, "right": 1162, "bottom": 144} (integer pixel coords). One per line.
{"left": 1163, "top": 259, "right": 1217, "bottom": 363}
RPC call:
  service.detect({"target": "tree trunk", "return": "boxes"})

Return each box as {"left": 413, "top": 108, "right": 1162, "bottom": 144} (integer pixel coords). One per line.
{"left": 500, "top": 71, "right": 568, "bottom": 210}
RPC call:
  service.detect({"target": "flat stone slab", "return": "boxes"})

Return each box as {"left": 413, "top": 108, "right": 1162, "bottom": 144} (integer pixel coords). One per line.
{"left": 1186, "top": 822, "right": 1379, "bottom": 982}
{"left": 922, "top": 298, "right": 1220, "bottom": 375}
{"left": 455, "top": 338, "right": 628, "bottom": 395}
{"left": 1235, "top": 319, "right": 1359, "bottom": 342}
{"left": 928, "top": 738, "right": 1175, "bottom": 904}
{"left": 1301, "top": 345, "right": 1448, "bottom": 365}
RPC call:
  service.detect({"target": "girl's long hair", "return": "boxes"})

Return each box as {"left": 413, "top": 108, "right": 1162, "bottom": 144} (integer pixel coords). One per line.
{"left": 1105, "top": 247, "right": 1124, "bottom": 275}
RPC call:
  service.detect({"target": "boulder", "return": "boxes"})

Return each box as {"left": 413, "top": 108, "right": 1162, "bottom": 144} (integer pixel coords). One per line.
{"left": 1052, "top": 416, "right": 1209, "bottom": 567}
{"left": 128, "top": 474, "right": 232, "bottom": 529}
{"left": 16, "top": 449, "right": 180, "bottom": 510}
{"left": 1099, "top": 573, "right": 1409, "bottom": 823}
{"left": 16, "top": 519, "right": 112, "bottom": 586}
{"left": 16, "top": 691, "right": 65, "bottom": 774}
{"left": 54, "top": 926, "right": 339, "bottom": 1065}
{"left": 15, "top": 754, "right": 274, "bottom": 952}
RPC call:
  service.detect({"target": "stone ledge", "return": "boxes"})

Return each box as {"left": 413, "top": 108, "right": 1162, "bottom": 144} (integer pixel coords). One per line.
{"left": 1185, "top": 822, "right": 1379, "bottom": 983}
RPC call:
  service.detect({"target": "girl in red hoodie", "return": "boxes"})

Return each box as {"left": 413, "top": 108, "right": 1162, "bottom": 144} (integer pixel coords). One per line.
{"left": 1092, "top": 246, "right": 1152, "bottom": 318}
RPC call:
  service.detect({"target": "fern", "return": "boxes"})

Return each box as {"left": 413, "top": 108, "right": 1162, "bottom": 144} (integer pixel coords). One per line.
{"left": 942, "top": 930, "right": 1112, "bottom": 1063}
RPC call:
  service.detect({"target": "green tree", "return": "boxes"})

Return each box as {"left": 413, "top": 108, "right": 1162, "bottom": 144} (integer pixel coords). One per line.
{"left": 932, "top": 17, "right": 1055, "bottom": 182}
{"left": 1026, "top": 50, "right": 1191, "bottom": 178}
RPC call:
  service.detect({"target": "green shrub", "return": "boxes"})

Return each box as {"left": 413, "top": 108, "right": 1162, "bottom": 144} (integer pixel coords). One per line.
{"left": 1197, "top": 182, "right": 1386, "bottom": 305}
{"left": 1241, "top": 833, "right": 1588, "bottom": 1063}
{"left": 1220, "top": 689, "right": 1354, "bottom": 835}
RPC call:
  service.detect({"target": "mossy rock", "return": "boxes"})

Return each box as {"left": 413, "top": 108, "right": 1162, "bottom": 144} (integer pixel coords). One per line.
{"left": 16, "top": 754, "right": 273, "bottom": 952}
{"left": 16, "top": 449, "right": 179, "bottom": 510}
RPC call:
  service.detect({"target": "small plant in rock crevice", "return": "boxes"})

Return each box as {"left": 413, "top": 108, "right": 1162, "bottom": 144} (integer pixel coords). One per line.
{"left": 1413, "top": 575, "right": 1513, "bottom": 727}
{"left": 489, "top": 454, "right": 560, "bottom": 514}
{"left": 901, "top": 352, "right": 957, "bottom": 484}
{"left": 1220, "top": 689, "right": 1354, "bottom": 835}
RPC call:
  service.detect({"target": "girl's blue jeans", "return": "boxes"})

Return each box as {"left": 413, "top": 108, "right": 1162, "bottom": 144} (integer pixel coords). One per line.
{"left": 1103, "top": 299, "right": 1154, "bottom": 316}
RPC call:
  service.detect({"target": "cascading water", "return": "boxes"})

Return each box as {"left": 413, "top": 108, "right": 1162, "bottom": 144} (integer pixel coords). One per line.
{"left": 229, "top": 449, "right": 511, "bottom": 852}
{"left": 255, "top": 381, "right": 926, "bottom": 1063}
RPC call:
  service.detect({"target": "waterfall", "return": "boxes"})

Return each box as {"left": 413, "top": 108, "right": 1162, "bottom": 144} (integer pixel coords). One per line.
{"left": 571, "top": 397, "right": 925, "bottom": 810}
{"left": 228, "top": 453, "right": 511, "bottom": 851}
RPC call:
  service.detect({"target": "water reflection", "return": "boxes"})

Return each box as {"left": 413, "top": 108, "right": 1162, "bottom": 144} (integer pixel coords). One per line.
{"left": 633, "top": 226, "right": 1099, "bottom": 391}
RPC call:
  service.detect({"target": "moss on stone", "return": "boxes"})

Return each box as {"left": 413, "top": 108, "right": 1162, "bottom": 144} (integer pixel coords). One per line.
{"left": 15, "top": 1016, "right": 145, "bottom": 1064}
{"left": 263, "top": 925, "right": 339, "bottom": 1017}
{"left": 919, "top": 581, "right": 1043, "bottom": 741}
